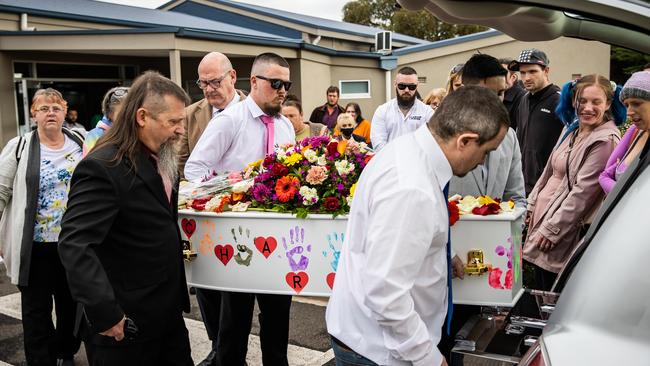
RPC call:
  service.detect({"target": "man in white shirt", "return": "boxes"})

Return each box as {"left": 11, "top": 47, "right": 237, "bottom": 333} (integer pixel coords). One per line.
{"left": 326, "top": 86, "right": 509, "bottom": 366}
{"left": 178, "top": 51, "right": 245, "bottom": 366}
{"left": 370, "top": 66, "right": 434, "bottom": 151}
{"left": 185, "top": 53, "right": 295, "bottom": 366}
{"left": 178, "top": 52, "right": 246, "bottom": 178}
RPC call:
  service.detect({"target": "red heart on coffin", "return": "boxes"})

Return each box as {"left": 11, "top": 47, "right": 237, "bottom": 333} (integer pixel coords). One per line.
{"left": 254, "top": 236, "right": 277, "bottom": 258}
{"left": 326, "top": 272, "right": 336, "bottom": 290}
{"left": 181, "top": 218, "right": 196, "bottom": 239}
{"left": 285, "top": 271, "right": 309, "bottom": 294}
{"left": 214, "top": 244, "right": 234, "bottom": 266}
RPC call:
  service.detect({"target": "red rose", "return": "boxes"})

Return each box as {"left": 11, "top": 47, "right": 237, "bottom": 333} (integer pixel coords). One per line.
{"left": 323, "top": 197, "right": 341, "bottom": 211}
{"left": 326, "top": 141, "right": 340, "bottom": 158}
{"left": 448, "top": 201, "right": 460, "bottom": 226}
{"left": 472, "top": 203, "right": 500, "bottom": 216}
{"left": 271, "top": 162, "right": 289, "bottom": 177}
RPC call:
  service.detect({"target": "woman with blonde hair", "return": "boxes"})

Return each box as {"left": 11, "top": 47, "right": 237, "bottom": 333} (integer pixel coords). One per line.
{"left": 523, "top": 74, "right": 625, "bottom": 290}
{"left": 445, "top": 63, "right": 464, "bottom": 95}
{"left": 0, "top": 88, "right": 84, "bottom": 365}
{"left": 423, "top": 88, "right": 447, "bottom": 111}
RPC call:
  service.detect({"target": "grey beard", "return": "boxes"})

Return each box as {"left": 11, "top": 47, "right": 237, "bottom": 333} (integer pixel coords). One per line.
{"left": 158, "top": 139, "right": 179, "bottom": 184}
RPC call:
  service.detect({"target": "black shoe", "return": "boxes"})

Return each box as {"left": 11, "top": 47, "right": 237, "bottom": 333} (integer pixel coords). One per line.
{"left": 197, "top": 349, "right": 218, "bottom": 366}
{"left": 56, "top": 358, "right": 75, "bottom": 366}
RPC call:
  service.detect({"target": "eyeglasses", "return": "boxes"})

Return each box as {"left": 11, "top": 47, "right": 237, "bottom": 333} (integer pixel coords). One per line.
{"left": 255, "top": 75, "right": 292, "bottom": 91}
{"left": 109, "top": 87, "right": 129, "bottom": 103}
{"left": 196, "top": 69, "right": 232, "bottom": 90}
{"left": 37, "top": 105, "right": 64, "bottom": 113}
{"left": 397, "top": 83, "right": 417, "bottom": 91}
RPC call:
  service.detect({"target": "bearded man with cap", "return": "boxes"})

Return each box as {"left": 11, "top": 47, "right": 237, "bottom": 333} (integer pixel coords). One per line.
{"left": 508, "top": 49, "right": 564, "bottom": 195}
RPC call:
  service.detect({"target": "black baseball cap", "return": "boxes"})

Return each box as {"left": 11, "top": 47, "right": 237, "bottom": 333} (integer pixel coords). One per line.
{"left": 508, "top": 49, "right": 549, "bottom": 71}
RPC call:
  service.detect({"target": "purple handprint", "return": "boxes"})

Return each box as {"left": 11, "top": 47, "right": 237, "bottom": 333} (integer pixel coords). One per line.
{"left": 282, "top": 226, "right": 311, "bottom": 271}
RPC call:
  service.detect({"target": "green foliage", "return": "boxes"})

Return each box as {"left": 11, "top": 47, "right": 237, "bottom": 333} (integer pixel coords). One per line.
{"left": 610, "top": 46, "right": 650, "bottom": 85}
{"left": 342, "top": 0, "right": 488, "bottom": 41}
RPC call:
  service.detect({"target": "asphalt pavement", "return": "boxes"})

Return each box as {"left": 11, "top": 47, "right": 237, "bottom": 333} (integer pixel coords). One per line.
{"left": 0, "top": 265, "right": 336, "bottom": 366}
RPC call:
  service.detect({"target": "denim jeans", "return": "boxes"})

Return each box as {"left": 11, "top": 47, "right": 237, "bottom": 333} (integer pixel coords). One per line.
{"left": 330, "top": 337, "right": 378, "bottom": 366}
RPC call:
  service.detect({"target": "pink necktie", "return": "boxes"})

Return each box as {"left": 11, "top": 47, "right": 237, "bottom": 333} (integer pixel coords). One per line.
{"left": 260, "top": 115, "right": 275, "bottom": 155}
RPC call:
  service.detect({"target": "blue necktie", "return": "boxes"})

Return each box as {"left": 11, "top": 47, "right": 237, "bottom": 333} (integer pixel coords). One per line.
{"left": 443, "top": 183, "right": 453, "bottom": 335}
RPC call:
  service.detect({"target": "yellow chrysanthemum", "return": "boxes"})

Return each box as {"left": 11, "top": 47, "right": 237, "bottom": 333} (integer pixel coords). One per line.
{"left": 247, "top": 159, "right": 262, "bottom": 170}
{"left": 284, "top": 153, "right": 303, "bottom": 166}
{"left": 478, "top": 195, "right": 498, "bottom": 206}
{"left": 349, "top": 183, "right": 357, "bottom": 197}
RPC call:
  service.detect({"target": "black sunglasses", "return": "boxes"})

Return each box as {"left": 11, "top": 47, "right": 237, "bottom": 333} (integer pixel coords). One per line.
{"left": 256, "top": 75, "right": 292, "bottom": 91}
{"left": 397, "top": 83, "right": 417, "bottom": 91}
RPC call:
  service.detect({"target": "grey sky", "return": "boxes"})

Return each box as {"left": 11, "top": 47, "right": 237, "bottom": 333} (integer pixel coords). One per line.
{"left": 96, "top": 0, "right": 349, "bottom": 21}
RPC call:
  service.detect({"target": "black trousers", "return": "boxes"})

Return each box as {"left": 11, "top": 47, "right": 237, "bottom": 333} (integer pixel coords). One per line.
{"left": 216, "top": 292, "right": 292, "bottom": 366}
{"left": 18, "top": 242, "right": 80, "bottom": 366}
{"left": 89, "top": 311, "right": 192, "bottom": 366}
{"left": 527, "top": 261, "right": 558, "bottom": 292}
{"left": 195, "top": 288, "right": 221, "bottom": 349}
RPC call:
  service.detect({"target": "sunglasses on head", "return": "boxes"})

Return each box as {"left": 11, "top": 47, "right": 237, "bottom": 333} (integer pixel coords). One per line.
{"left": 397, "top": 83, "right": 417, "bottom": 91}
{"left": 256, "top": 75, "right": 292, "bottom": 91}
{"left": 109, "top": 87, "right": 129, "bottom": 103}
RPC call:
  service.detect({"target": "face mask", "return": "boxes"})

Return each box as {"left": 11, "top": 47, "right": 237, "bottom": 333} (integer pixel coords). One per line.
{"left": 341, "top": 127, "right": 354, "bottom": 137}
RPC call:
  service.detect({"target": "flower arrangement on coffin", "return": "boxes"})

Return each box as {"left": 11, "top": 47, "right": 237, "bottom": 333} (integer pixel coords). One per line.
{"left": 178, "top": 171, "right": 253, "bottom": 213}
{"left": 243, "top": 136, "right": 373, "bottom": 218}
{"left": 178, "top": 136, "right": 374, "bottom": 218}
{"left": 447, "top": 195, "right": 515, "bottom": 226}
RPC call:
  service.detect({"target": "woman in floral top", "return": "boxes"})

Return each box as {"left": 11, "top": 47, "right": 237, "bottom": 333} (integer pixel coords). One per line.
{"left": 0, "top": 88, "right": 85, "bottom": 365}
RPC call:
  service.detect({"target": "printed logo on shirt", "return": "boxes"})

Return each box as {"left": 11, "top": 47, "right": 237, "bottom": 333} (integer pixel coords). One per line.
{"left": 540, "top": 108, "right": 551, "bottom": 113}
{"left": 409, "top": 116, "right": 422, "bottom": 120}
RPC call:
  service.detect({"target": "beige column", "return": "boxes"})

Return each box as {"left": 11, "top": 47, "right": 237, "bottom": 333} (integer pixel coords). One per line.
{"left": 0, "top": 52, "right": 17, "bottom": 145}
{"left": 169, "top": 49, "right": 182, "bottom": 86}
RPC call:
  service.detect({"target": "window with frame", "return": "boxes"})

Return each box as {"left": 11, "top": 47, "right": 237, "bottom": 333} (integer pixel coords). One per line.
{"left": 339, "top": 80, "right": 371, "bottom": 99}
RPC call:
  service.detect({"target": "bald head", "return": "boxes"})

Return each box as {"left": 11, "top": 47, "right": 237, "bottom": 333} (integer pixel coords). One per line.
{"left": 197, "top": 52, "right": 237, "bottom": 109}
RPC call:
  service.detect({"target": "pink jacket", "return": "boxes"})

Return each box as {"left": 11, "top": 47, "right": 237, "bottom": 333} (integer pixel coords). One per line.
{"left": 524, "top": 121, "right": 620, "bottom": 273}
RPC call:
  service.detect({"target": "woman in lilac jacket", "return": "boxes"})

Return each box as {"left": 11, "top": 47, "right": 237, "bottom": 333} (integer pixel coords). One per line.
{"left": 599, "top": 71, "right": 650, "bottom": 194}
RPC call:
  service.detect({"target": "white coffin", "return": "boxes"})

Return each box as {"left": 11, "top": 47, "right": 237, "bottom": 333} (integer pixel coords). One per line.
{"left": 451, "top": 208, "right": 525, "bottom": 307}
{"left": 179, "top": 208, "right": 524, "bottom": 305}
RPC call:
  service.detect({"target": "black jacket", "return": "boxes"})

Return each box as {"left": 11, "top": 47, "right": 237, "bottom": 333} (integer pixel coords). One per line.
{"left": 504, "top": 81, "right": 526, "bottom": 129}
{"left": 515, "top": 83, "right": 564, "bottom": 195}
{"left": 309, "top": 103, "right": 345, "bottom": 130}
{"left": 58, "top": 144, "right": 189, "bottom": 343}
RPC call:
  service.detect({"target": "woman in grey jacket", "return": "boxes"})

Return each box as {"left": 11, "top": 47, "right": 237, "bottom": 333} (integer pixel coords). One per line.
{"left": 0, "top": 88, "right": 85, "bottom": 365}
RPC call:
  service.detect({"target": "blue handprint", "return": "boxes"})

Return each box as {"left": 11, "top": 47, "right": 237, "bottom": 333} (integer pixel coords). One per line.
{"left": 282, "top": 226, "right": 311, "bottom": 271}
{"left": 322, "top": 232, "right": 343, "bottom": 272}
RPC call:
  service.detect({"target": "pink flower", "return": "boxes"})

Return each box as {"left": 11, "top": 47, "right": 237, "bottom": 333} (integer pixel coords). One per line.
{"left": 306, "top": 166, "right": 328, "bottom": 185}
{"left": 227, "top": 171, "right": 242, "bottom": 185}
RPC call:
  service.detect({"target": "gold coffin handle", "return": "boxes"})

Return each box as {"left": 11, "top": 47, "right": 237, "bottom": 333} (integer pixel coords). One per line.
{"left": 464, "top": 249, "right": 491, "bottom": 276}
{"left": 182, "top": 240, "right": 198, "bottom": 261}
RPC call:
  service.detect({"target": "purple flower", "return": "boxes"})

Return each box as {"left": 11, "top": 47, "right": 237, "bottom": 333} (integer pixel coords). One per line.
{"left": 254, "top": 172, "right": 273, "bottom": 183}
{"left": 252, "top": 184, "right": 271, "bottom": 202}
{"left": 337, "top": 183, "right": 345, "bottom": 193}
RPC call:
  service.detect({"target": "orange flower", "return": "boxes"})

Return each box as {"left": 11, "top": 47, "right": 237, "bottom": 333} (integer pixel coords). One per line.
{"left": 337, "top": 140, "right": 348, "bottom": 155}
{"left": 231, "top": 192, "right": 244, "bottom": 202}
{"left": 275, "top": 176, "right": 300, "bottom": 203}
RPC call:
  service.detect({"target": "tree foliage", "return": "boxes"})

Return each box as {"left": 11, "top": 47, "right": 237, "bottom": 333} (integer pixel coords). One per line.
{"left": 610, "top": 46, "right": 650, "bottom": 85}
{"left": 342, "top": 0, "right": 487, "bottom": 41}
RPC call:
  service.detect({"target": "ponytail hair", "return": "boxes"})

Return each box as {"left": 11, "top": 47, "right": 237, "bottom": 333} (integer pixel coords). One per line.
{"left": 555, "top": 74, "right": 628, "bottom": 128}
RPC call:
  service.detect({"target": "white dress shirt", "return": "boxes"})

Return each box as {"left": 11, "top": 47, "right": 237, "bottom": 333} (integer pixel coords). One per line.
{"left": 326, "top": 124, "right": 452, "bottom": 366}
{"left": 212, "top": 92, "right": 240, "bottom": 117}
{"left": 185, "top": 97, "right": 295, "bottom": 180}
{"left": 370, "top": 98, "right": 434, "bottom": 151}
